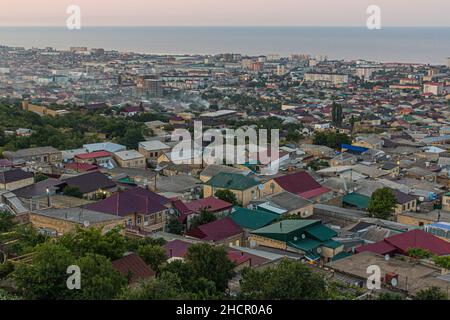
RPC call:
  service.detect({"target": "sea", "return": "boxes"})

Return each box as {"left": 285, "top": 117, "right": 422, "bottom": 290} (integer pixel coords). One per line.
{"left": 0, "top": 27, "right": 449, "bottom": 64}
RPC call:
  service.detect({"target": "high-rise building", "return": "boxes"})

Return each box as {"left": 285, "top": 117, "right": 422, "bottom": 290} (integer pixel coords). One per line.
{"left": 136, "top": 75, "right": 163, "bottom": 97}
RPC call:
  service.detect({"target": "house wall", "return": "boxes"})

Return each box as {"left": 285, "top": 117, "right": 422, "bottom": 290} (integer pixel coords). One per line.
{"left": 29, "top": 213, "right": 124, "bottom": 235}
{"left": 397, "top": 214, "right": 433, "bottom": 227}
{"left": 395, "top": 200, "right": 417, "bottom": 215}
{"left": 0, "top": 177, "right": 34, "bottom": 191}
{"left": 442, "top": 195, "right": 450, "bottom": 212}
{"left": 286, "top": 203, "right": 314, "bottom": 218}
{"left": 114, "top": 155, "right": 146, "bottom": 169}
{"left": 139, "top": 146, "right": 171, "bottom": 160}
{"left": 123, "top": 210, "right": 166, "bottom": 232}
{"left": 248, "top": 234, "right": 287, "bottom": 250}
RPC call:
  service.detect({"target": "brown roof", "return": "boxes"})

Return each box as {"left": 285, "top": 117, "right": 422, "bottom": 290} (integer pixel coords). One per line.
{"left": 0, "top": 168, "right": 33, "bottom": 184}
{"left": 111, "top": 253, "right": 155, "bottom": 284}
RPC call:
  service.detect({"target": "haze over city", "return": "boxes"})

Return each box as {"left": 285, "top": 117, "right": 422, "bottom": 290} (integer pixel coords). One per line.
{"left": 1, "top": 0, "right": 450, "bottom": 27}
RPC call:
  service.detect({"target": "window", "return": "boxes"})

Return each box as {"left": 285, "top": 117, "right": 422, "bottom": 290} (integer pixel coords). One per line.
{"left": 127, "top": 219, "right": 132, "bottom": 226}
{"left": 403, "top": 204, "right": 406, "bottom": 211}
{"left": 137, "top": 216, "right": 142, "bottom": 225}
{"left": 144, "top": 216, "right": 149, "bottom": 226}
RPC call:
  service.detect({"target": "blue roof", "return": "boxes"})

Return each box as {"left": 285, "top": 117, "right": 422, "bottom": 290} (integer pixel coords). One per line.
{"left": 429, "top": 223, "right": 450, "bottom": 231}
{"left": 341, "top": 144, "right": 368, "bottom": 154}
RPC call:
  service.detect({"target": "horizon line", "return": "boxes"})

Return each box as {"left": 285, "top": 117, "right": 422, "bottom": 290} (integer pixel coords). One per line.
{"left": 1, "top": 25, "right": 450, "bottom": 28}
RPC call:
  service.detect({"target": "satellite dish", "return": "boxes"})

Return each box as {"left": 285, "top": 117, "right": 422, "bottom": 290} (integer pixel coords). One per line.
{"left": 301, "top": 234, "right": 306, "bottom": 239}
{"left": 391, "top": 277, "right": 398, "bottom": 287}
{"left": 83, "top": 221, "right": 90, "bottom": 227}
{"left": 258, "top": 184, "right": 264, "bottom": 190}
{"left": 316, "top": 247, "right": 322, "bottom": 254}
{"left": 294, "top": 237, "right": 298, "bottom": 241}
{"left": 169, "top": 208, "right": 175, "bottom": 215}
{"left": 384, "top": 254, "right": 390, "bottom": 261}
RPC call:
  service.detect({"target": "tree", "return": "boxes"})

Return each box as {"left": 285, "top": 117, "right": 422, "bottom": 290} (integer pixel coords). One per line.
{"left": 14, "top": 242, "right": 76, "bottom": 300}
{"left": 313, "top": 131, "right": 351, "bottom": 149}
{"left": 118, "top": 127, "right": 144, "bottom": 149}
{"left": 0, "top": 210, "right": 16, "bottom": 232}
{"left": 407, "top": 248, "right": 432, "bottom": 259}
{"left": 167, "top": 216, "right": 184, "bottom": 235}
{"left": 59, "top": 227, "right": 126, "bottom": 260}
{"left": 34, "top": 173, "right": 49, "bottom": 183}
{"left": 185, "top": 244, "right": 236, "bottom": 292}
{"left": 63, "top": 185, "right": 83, "bottom": 198}
{"left": 331, "top": 102, "right": 344, "bottom": 127}
{"left": 189, "top": 208, "right": 217, "bottom": 229}
{"left": 137, "top": 244, "right": 167, "bottom": 274}
{"left": 120, "top": 272, "right": 188, "bottom": 300}
{"left": 367, "top": 188, "right": 397, "bottom": 220}
{"left": 71, "top": 253, "right": 126, "bottom": 300}
{"left": 214, "top": 189, "right": 238, "bottom": 206}
{"left": 240, "top": 259, "right": 327, "bottom": 299}
{"left": 377, "top": 292, "right": 404, "bottom": 300}
{"left": 415, "top": 286, "right": 448, "bottom": 300}
{"left": 433, "top": 256, "right": 450, "bottom": 270}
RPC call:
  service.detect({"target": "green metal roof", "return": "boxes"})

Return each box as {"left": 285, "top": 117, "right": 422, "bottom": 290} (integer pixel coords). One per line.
{"left": 331, "top": 251, "right": 352, "bottom": 261}
{"left": 230, "top": 206, "right": 279, "bottom": 230}
{"left": 288, "top": 239, "right": 322, "bottom": 251}
{"left": 251, "top": 220, "right": 320, "bottom": 235}
{"left": 322, "top": 239, "right": 343, "bottom": 249}
{"left": 342, "top": 192, "right": 370, "bottom": 209}
{"left": 306, "top": 224, "right": 338, "bottom": 242}
{"left": 205, "top": 172, "right": 259, "bottom": 191}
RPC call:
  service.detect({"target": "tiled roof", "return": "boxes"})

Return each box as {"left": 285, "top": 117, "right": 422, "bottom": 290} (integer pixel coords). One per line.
{"left": 111, "top": 253, "right": 155, "bottom": 284}
{"left": 85, "top": 187, "right": 169, "bottom": 217}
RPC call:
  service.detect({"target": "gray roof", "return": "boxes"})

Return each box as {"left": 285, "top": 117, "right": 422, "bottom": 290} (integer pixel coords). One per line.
{"left": 32, "top": 207, "right": 123, "bottom": 224}
{"left": 3, "top": 146, "right": 60, "bottom": 159}
{"left": 263, "top": 191, "right": 313, "bottom": 211}
{"left": 139, "top": 140, "right": 170, "bottom": 151}
{"left": 200, "top": 164, "right": 248, "bottom": 179}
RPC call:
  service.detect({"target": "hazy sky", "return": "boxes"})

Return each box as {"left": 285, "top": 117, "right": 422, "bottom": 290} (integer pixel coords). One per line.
{"left": 1, "top": 0, "right": 449, "bottom": 27}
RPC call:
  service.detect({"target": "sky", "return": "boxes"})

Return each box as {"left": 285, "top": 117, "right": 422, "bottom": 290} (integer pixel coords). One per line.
{"left": 1, "top": 0, "right": 449, "bottom": 27}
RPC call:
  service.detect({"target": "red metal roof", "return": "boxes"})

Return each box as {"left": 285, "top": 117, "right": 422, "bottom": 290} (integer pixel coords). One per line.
{"left": 65, "top": 162, "right": 98, "bottom": 172}
{"left": 274, "top": 171, "right": 330, "bottom": 199}
{"left": 75, "top": 151, "right": 111, "bottom": 160}
{"left": 185, "top": 197, "right": 233, "bottom": 214}
{"left": 185, "top": 216, "right": 242, "bottom": 242}
{"left": 356, "top": 229, "right": 450, "bottom": 256}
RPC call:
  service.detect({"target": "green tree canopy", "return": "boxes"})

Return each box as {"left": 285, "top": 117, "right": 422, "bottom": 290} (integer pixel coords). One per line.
{"left": 367, "top": 188, "right": 397, "bottom": 220}
{"left": 63, "top": 186, "right": 83, "bottom": 198}
{"left": 239, "top": 259, "right": 328, "bottom": 300}
{"left": 313, "top": 131, "right": 351, "bottom": 149}
{"left": 415, "top": 286, "right": 448, "bottom": 300}
{"left": 215, "top": 189, "right": 238, "bottom": 206}
{"left": 58, "top": 227, "right": 126, "bottom": 260}
{"left": 137, "top": 244, "right": 167, "bottom": 274}
{"left": 189, "top": 209, "right": 217, "bottom": 229}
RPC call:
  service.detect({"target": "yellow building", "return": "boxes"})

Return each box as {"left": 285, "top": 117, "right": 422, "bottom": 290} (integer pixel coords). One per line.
{"left": 113, "top": 150, "right": 146, "bottom": 169}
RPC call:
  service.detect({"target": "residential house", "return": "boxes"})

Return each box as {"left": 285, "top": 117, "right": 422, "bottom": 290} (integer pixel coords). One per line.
{"left": 85, "top": 187, "right": 171, "bottom": 233}
{"left": 0, "top": 168, "right": 34, "bottom": 191}
{"left": 3, "top": 146, "right": 62, "bottom": 165}
{"left": 112, "top": 253, "right": 155, "bottom": 286}
{"left": 251, "top": 191, "right": 314, "bottom": 218}
{"left": 57, "top": 171, "right": 117, "bottom": 199}
{"left": 28, "top": 207, "right": 124, "bottom": 236}
{"left": 353, "top": 135, "right": 384, "bottom": 149}
{"left": 113, "top": 150, "right": 146, "bottom": 169}
{"left": 229, "top": 206, "right": 279, "bottom": 231}
{"left": 83, "top": 142, "right": 126, "bottom": 154}
{"left": 199, "top": 164, "right": 249, "bottom": 183}
{"left": 203, "top": 172, "right": 260, "bottom": 207}
{"left": 185, "top": 216, "right": 244, "bottom": 246}
{"left": 355, "top": 229, "right": 450, "bottom": 256}
{"left": 75, "top": 151, "right": 113, "bottom": 167}
{"left": 138, "top": 141, "right": 171, "bottom": 161}
{"left": 263, "top": 171, "right": 333, "bottom": 203}
{"left": 249, "top": 220, "right": 344, "bottom": 263}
